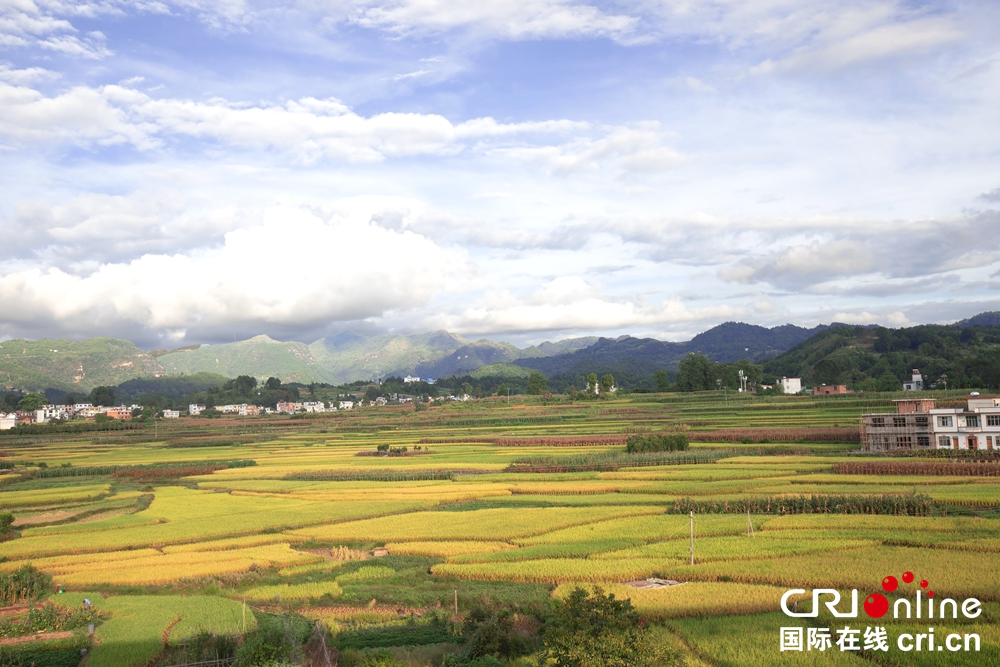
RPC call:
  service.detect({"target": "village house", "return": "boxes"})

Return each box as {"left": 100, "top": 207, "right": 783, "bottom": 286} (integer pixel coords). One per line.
{"left": 35, "top": 405, "right": 70, "bottom": 423}
{"left": 814, "top": 384, "right": 851, "bottom": 396}
{"left": 779, "top": 377, "right": 802, "bottom": 394}
{"left": 301, "top": 401, "right": 326, "bottom": 413}
{"left": 276, "top": 402, "right": 303, "bottom": 414}
{"left": 902, "top": 369, "right": 924, "bottom": 391}
{"left": 105, "top": 406, "right": 132, "bottom": 420}
{"left": 861, "top": 398, "right": 1000, "bottom": 451}
{"left": 0, "top": 413, "right": 15, "bottom": 430}
{"left": 162, "top": 409, "right": 180, "bottom": 419}
{"left": 189, "top": 404, "right": 206, "bottom": 415}
{"left": 338, "top": 400, "right": 354, "bottom": 410}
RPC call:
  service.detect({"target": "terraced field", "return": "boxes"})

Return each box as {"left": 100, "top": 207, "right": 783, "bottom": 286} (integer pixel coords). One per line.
{"left": 0, "top": 389, "right": 997, "bottom": 665}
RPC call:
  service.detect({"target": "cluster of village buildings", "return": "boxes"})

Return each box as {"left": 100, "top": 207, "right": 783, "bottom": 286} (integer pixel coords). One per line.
{"left": 0, "top": 391, "right": 473, "bottom": 430}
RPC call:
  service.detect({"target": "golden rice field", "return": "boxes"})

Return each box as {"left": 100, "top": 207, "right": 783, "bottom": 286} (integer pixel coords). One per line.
{"left": 1, "top": 389, "right": 998, "bottom": 665}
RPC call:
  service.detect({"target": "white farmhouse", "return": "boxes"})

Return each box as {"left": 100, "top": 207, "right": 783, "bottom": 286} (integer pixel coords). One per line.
{"left": 779, "top": 377, "right": 802, "bottom": 394}
{"left": 902, "top": 369, "right": 924, "bottom": 391}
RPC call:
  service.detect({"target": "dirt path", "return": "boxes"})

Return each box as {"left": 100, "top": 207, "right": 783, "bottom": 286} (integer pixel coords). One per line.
{"left": 0, "top": 604, "right": 33, "bottom": 618}
{"left": 0, "top": 630, "right": 74, "bottom": 645}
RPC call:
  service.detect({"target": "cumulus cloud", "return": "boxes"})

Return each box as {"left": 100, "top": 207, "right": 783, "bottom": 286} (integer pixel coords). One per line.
{"left": 0, "top": 205, "right": 467, "bottom": 339}
{"left": 0, "top": 81, "right": 589, "bottom": 161}
{"left": 0, "top": 62, "right": 59, "bottom": 84}
{"left": 427, "top": 277, "right": 745, "bottom": 334}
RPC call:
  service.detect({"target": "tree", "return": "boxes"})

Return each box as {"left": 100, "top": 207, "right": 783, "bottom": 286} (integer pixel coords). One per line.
{"left": 265, "top": 377, "right": 282, "bottom": 391}
{"left": 228, "top": 375, "right": 257, "bottom": 397}
{"left": 653, "top": 370, "right": 671, "bottom": 392}
{"left": 587, "top": 373, "right": 598, "bottom": 393}
{"left": 527, "top": 371, "right": 548, "bottom": 395}
{"left": 16, "top": 393, "right": 47, "bottom": 411}
{"left": 600, "top": 374, "right": 615, "bottom": 393}
{"left": 495, "top": 383, "right": 509, "bottom": 397}
{"left": 90, "top": 386, "right": 116, "bottom": 407}
{"left": 543, "top": 587, "right": 675, "bottom": 667}
{"left": 675, "top": 354, "right": 713, "bottom": 392}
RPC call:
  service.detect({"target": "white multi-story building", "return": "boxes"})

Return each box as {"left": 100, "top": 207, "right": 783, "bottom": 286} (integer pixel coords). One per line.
{"left": 903, "top": 369, "right": 924, "bottom": 391}
{"left": 779, "top": 377, "right": 802, "bottom": 394}
{"left": 862, "top": 398, "right": 1000, "bottom": 451}
{"left": 339, "top": 400, "right": 354, "bottom": 410}
{"left": 189, "top": 404, "right": 206, "bottom": 415}
{"left": 35, "top": 405, "right": 70, "bottom": 423}
{"left": 301, "top": 401, "right": 326, "bottom": 413}
{"left": 0, "top": 414, "right": 15, "bottom": 430}
{"left": 403, "top": 376, "right": 421, "bottom": 383}
{"left": 162, "top": 409, "right": 180, "bottom": 419}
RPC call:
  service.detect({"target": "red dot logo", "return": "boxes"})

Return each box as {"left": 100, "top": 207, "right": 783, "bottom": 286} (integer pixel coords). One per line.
{"left": 920, "top": 580, "right": 929, "bottom": 589}
{"left": 902, "top": 571, "right": 914, "bottom": 584}
{"left": 882, "top": 575, "right": 898, "bottom": 593}
{"left": 928, "top": 591, "right": 935, "bottom": 598}
{"left": 864, "top": 594, "right": 889, "bottom": 618}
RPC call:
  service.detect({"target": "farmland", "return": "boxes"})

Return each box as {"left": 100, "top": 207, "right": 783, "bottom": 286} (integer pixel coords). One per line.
{"left": 0, "top": 388, "right": 998, "bottom": 665}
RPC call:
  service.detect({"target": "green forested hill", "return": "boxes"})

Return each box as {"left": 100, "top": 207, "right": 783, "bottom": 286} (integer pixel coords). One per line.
{"left": 763, "top": 323, "right": 1000, "bottom": 390}
{"left": 156, "top": 335, "right": 325, "bottom": 384}
{"left": 0, "top": 337, "right": 164, "bottom": 392}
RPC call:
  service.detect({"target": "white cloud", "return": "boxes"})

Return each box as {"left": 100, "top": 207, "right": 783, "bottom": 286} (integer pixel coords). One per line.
{"left": 0, "top": 205, "right": 467, "bottom": 337}
{"left": 830, "top": 310, "right": 913, "bottom": 327}
{"left": 0, "top": 62, "right": 59, "bottom": 84}
{"left": 0, "top": 0, "right": 114, "bottom": 58}
{"left": 0, "top": 81, "right": 589, "bottom": 161}
{"left": 349, "top": 0, "right": 637, "bottom": 41}
{"left": 427, "top": 277, "right": 744, "bottom": 333}
{"left": 496, "top": 124, "right": 685, "bottom": 175}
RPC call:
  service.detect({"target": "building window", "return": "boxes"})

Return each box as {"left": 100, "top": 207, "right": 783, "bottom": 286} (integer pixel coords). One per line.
{"left": 988, "top": 415, "right": 1000, "bottom": 427}
{"left": 917, "top": 436, "right": 930, "bottom": 447}
{"left": 966, "top": 415, "right": 980, "bottom": 428}
{"left": 893, "top": 416, "right": 906, "bottom": 427}
{"left": 897, "top": 436, "right": 912, "bottom": 446}
{"left": 871, "top": 417, "right": 885, "bottom": 427}
{"left": 938, "top": 416, "right": 953, "bottom": 427}
{"left": 915, "top": 416, "right": 928, "bottom": 426}
{"left": 938, "top": 436, "right": 951, "bottom": 448}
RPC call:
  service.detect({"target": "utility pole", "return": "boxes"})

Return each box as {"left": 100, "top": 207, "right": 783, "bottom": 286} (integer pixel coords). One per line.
{"left": 453, "top": 589, "right": 458, "bottom": 621}
{"left": 689, "top": 510, "right": 694, "bottom": 565}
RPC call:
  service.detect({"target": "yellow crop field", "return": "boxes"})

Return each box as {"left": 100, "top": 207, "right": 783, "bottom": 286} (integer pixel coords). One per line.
{"left": 384, "top": 541, "right": 516, "bottom": 558}
{"left": 30, "top": 543, "right": 319, "bottom": 586}
{"left": 516, "top": 514, "right": 748, "bottom": 546}
{"left": 432, "top": 557, "right": 678, "bottom": 583}
{"left": 163, "top": 533, "right": 308, "bottom": 552}
{"left": 669, "top": 545, "right": 1000, "bottom": 600}
{"left": 243, "top": 580, "right": 343, "bottom": 601}
{"left": 0, "top": 483, "right": 110, "bottom": 507}
{"left": 759, "top": 514, "right": 1000, "bottom": 534}
{"left": 289, "top": 506, "right": 663, "bottom": 543}
{"left": 553, "top": 582, "right": 803, "bottom": 618}
{"left": 0, "top": 488, "right": 435, "bottom": 558}
{"left": 591, "top": 534, "right": 878, "bottom": 562}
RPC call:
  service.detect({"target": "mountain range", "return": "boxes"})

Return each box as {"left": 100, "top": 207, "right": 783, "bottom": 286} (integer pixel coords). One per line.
{"left": 2, "top": 313, "right": 997, "bottom": 393}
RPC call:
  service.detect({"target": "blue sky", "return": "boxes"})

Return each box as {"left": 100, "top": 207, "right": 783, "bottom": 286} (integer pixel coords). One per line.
{"left": 1, "top": 0, "right": 998, "bottom": 348}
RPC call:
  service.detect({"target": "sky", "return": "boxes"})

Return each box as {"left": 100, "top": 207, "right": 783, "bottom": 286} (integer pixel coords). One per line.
{"left": 1, "top": 0, "right": 999, "bottom": 349}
